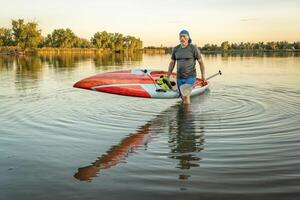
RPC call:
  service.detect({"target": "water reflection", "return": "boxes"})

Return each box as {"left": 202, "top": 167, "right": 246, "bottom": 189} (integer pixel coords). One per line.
{"left": 93, "top": 52, "right": 143, "bottom": 68}
{"left": 74, "top": 98, "right": 206, "bottom": 182}
{"left": 168, "top": 104, "right": 204, "bottom": 180}
{"left": 1, "top": 52, "right": 300, "bottom": 199}
{"left": 39, "top": 54, "right": 91, "bottom": 68}
{"left": 0, "top": 55, "right": 14, "bottom": 70}
{"left": 0, "top": 52, "right": 143, "bottom": 72}
{"left": 1, "top": 51, "right": 298, "bottom": 75}
{"left": 14, "top": 56, "right": 43, "bottom": 90}
{"left": 74, "top": 123, "right": 153, "bottom": 182}
{"left": 0, "top": 52, "right": 143, "bottom": 90}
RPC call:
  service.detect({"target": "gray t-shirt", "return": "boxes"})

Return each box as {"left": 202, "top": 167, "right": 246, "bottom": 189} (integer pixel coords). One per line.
{"left": 171, "top": 44, "right": 201, "bottom": 79}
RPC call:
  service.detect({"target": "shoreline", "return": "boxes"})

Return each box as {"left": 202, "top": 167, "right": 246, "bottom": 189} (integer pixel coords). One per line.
{"left": 1, "top": 46, "right": 300, "bottom": 56}
{"left": 0, "top": 47, "right": 144, "bottom": 56}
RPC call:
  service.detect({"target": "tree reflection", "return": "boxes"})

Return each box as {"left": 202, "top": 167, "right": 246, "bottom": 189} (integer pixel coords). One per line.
{"left": 14, "top": 56, "right": 43, "bottom": 90}
{"left": 0, "top": 56, "right": 14, "bottom": 71}
{"left": 39, "top": 53, "right": 91, "bottom": 68}
{"left": 0, "top": 52, "right": 144, "bottom": 91}
{"left": 93, "top": 52, "right": 143, "bottom": 69}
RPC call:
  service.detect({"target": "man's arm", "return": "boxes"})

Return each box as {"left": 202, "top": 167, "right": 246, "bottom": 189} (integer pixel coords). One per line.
{"left": 197, "top": 58, "right": 205, "bottom": 82}
{"left": 167, "top": 59, "right": 176, "bottom": 77}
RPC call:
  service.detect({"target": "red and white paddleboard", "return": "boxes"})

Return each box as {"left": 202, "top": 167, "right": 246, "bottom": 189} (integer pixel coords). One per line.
{"left": 73, "top": 69, "right": 209, "bottom": 99}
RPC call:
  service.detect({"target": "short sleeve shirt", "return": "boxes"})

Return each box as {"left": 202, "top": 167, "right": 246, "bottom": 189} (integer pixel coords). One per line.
{"left": 171, "top": 44, "right": 201, "bottom": 79}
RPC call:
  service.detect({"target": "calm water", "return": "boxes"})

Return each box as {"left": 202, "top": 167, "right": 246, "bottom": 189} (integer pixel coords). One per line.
{"left": 0, "top": 53, "right": 300, "bottom": 200}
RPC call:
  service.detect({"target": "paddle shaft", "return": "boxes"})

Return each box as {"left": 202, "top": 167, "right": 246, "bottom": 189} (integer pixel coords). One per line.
{"left": 205, "top": 70, "right": 222, "bottom": 81}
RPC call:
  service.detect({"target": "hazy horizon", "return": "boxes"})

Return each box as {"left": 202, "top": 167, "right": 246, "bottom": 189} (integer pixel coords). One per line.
{"left": 0, "top": 0, "right": 299, "bottom": 46}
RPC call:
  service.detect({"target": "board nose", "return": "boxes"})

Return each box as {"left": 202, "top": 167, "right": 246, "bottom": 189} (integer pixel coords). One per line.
{"left": 73, "top": 79, "right": 98, "bottom": 90}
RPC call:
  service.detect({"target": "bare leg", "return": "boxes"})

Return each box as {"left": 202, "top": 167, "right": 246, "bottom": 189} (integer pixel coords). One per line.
{"left": 182, "top": 96, "right": 186, "bottom": 104}
{"left": 182, "top": 95, "right": 191, "bottom": 104}
{"left": 186, "top": 95, "right": 191, "bottom": 104}
{"left": 183, "top": 102, "right": 191, "bottom": 112}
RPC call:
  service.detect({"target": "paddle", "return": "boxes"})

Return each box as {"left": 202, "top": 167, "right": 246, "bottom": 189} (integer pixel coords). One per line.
{"left": 179, "top": 70, "right": 222, "bottom": 97}
{"left": 205, "top": 70, "right": 222, "bottom": 81}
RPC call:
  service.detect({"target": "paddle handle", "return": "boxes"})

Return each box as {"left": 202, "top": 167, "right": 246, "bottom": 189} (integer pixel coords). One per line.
{"left": 205, "top": 70, "right": 222, "bottom": 81}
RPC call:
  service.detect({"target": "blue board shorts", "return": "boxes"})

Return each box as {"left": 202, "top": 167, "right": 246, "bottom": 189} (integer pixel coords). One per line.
{"left": 177, "top": 77, "right": 196, "bottom": 88}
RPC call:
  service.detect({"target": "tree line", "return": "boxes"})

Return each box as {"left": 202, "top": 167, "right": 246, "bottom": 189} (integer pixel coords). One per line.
{"left": 151, "top": 41, "right": 300, "bottom": 54}
{"left": 200, "top": 41, "right": 300, "bottom": 51}
{"left": 1, "top": 19, "right": 299, "bottom": 52}
{"left": 0, "top": 19, "right": 143, "bottom": 50}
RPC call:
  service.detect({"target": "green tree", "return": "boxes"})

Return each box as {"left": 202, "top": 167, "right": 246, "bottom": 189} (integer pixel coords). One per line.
{"left": 276, "top": 41, "right": 290, "bottom": 50}
{"left": 293, "top": 42, "right": 300, "bottom": 49}
{"left": 91, "top": 32, "right": 142, "bottom": 50}
{"left": 0, "top": 28, "right": 14, "bottom": 46}
{"left": 253, "top": 42, "right": 264, "bottom": 50}
{"left": 266, "top": 42, "right": 277, "bottom": 50}
{"left": 91, "top": 31, "right": 112, "bottom": 49}
{"left": 112, "top": 32, "right": 124, "bottom": 50}
{"left": 44, "top": 28, "right": 77, "bottom": 48}
{"left": 74, "top": 38, "right": 92, "bottom": 48}
{"left": 221, "top": 41, "right": 230, "bottom": 51}
{"left": 12, "top": 19, "right": 42, "bottom": 49}
{"left": 125, "top": 35, "right": 143, "bottom": 50}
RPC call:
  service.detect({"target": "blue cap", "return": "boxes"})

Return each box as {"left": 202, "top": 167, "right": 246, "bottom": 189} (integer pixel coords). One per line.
{"left": 179, "top": 29, "right": 192, "bottom": 44}
{"left": 179, "top": 29, "right": 190, "bottom": 36}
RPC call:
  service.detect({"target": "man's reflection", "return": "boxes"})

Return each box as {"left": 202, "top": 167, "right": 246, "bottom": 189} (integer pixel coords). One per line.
{"left": 168, "top": 103, "right": 205, "bottom": 180}
{"left": 74, "top": 96, "right": 207, "bottom": 182}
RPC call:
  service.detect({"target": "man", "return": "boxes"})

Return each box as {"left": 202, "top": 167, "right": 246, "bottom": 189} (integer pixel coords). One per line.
{"left": 167, "top": 30, "right": 205, "bottom": 104}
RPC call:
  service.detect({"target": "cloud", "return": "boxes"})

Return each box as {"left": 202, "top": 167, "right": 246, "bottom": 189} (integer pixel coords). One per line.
{"left": 240, "top": 18, "right": 259, "bottom": 22}
{"left": 167, "top": 20, "right": 184, "bottom": 24}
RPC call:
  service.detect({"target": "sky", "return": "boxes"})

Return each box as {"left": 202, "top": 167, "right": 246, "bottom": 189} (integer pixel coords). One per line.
{"left": 0, "top": 0, "right": 299, "bottom": 46}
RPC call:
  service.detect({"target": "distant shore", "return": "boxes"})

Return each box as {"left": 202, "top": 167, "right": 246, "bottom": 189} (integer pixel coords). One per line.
{"left": 200, "top": 49, "right": 300, "bottom": 54}
{"left": 1, "top": 18, "right": 299, "bottom": 56}
{"left": 0, "top": 47, "right": 146, "bottom": 56}
{"left": 1, "top": 46, "right": 300, "bottom": 56}
{"left": 1, "top": 19, "right": 299, "bottom": 57}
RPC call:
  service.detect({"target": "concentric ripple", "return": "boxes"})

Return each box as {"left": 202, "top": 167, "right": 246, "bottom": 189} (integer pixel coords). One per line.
{"left": 110, "top": 85, "right": 300, "bottom": 198}
{"left": 1, "top": 54, "right": 300, "bottom": 200}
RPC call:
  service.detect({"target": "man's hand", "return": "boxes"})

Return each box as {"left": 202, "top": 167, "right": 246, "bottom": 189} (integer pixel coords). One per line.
{"left": 201, "top": 75, "right": 206, "bottom": 83}
{"left": 167, "top": 72, "right": 172, "bottom": 79}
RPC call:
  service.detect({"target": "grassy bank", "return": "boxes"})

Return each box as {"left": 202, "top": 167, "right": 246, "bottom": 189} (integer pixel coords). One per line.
{"left": 1, "top": 46, "right": 300, "bottom": 56}
{"left": 0, "top": 46, "right": 29, "bottom": 55}
{"left": 0, "top": 47, "right": 145, "bottom": 55}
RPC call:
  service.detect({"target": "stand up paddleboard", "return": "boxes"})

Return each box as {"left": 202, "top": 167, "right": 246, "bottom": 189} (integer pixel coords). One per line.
{"left": 73, "top": 69, "right": 221, "bottom": 99}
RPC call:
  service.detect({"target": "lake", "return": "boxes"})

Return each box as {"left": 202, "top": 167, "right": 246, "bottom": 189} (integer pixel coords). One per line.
{"left": 0, "top": 52, "right": 300, "bottom": 200}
